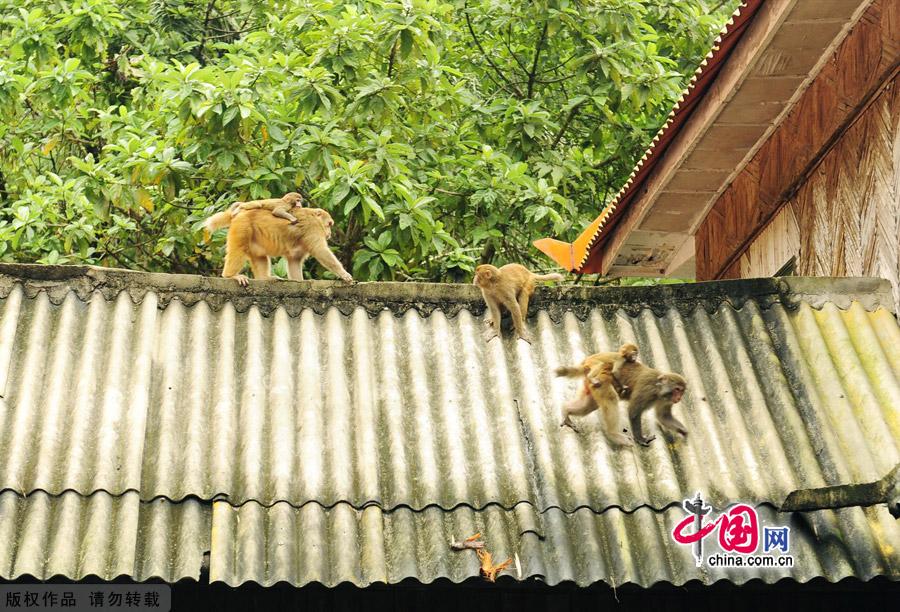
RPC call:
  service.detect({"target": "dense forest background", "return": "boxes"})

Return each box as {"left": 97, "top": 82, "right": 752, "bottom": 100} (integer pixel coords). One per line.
{"left": 0, "top": 0, "right": 740, "bottom": 281}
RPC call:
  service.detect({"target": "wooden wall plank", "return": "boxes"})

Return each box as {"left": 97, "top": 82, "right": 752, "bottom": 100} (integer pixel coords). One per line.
{"left": 742, "top": 78, "right": 899, "bottom": 306}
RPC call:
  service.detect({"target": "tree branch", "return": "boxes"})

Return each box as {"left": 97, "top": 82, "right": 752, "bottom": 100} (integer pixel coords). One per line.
{"left": 502, "top": 26, "right": 530, "bottom": 76}
{"left": 463, "top": 1, "right": 522, "bottom": 97}
{"left": 508, "top": 72, "right": 577, "bottom": 88}
{"left": 197, "top": 0, "right": 217, "bottom": 63}
{"left": 433, "top": 187, "right": 468, "bottom": 197}
{"left": 551, "top": 100, "right": 584, "bottom": 148}
{"left": 387, "top": 37, "right": 398, "bottom": 78}
{"left": 539, "top": 52, "right": 579, "bottom": 75}
{"left": 208, "top": 27, "right": 260, "bottom": 40}
{"left": 526, "top": 22, "right": 549, "bottom": 98}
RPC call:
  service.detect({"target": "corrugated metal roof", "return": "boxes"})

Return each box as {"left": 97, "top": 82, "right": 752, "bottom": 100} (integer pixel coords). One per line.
{"left": 0, "top": 264, "right": 898, "bottom": 587}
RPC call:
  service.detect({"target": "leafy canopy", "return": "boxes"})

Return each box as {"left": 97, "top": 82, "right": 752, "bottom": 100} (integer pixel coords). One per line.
{"left": 0, "top": 0, "right": 739, "bottom": 280}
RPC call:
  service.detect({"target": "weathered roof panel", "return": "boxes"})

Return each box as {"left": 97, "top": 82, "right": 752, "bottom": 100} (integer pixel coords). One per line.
{"left": 0, "top": 269, "right": 897, "bottom": 514}
{"left": 209, "top": 501, "right": 900, "bottom": 588}
{"left": 0, "top": 265, "right": 898, "bottom": 588}
{"left": 0, "top": 491, "right": 209, "bottom": 582}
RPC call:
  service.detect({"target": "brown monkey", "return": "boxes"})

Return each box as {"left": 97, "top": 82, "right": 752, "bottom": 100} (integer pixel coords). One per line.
{"left": 228, "top": 191, "right": 304, "bottom": 223}
{"left": 587, "top": 342, "right": 638, "bottom": 397}
{"left": 556, "top": 349, "right": 632, "bottom": 446}
{"left": 473, "top": 263, "right": 563, "bottom": 343}
{"left": 205, "top": 205, "right": 353, "bottom": 286}
{"left": 615, "top": 361, "right": 687, "bottom": 446}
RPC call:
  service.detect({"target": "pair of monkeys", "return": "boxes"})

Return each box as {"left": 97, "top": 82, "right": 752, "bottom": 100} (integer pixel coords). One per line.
{"left": 557, "top": 343, "right": 688, "bottom": 447}
{"left": 205, "top": 191, "right": 354, "bottom": 286}
{"left": 472, "top": 264, "right": 688, "bottom": 447}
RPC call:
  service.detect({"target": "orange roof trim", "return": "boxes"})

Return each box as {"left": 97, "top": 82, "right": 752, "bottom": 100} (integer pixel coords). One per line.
{"left": 534, "top": 0, "right": 763, "bottom": 274}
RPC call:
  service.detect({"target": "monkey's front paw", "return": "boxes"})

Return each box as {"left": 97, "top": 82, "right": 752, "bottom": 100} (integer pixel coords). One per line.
{"left": 339, "top": 274, "right": 355, "bottom": 284}
{"left": 610, "top": 432, "right": 634, "bottom": 447}
{"left": 635, "top": 435, "right": 656, "bottom": 447}
{"left": 561, "top": 420, "right": 580, "bottom": 433}
{"left": 233, "top": 274, "right": 251, "bottom": 287}
{"left": 483, "top": 329, "right": 500, "bottom": 342}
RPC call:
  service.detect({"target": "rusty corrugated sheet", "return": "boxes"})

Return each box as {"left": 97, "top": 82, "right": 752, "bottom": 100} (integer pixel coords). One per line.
{"left": 0, "top": 265, "right": 898, "bottom": 586}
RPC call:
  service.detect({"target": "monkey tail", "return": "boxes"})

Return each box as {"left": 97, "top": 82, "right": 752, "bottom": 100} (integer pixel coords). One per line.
{"left": 204, "top": 211, "right": 233, "bottom": 232}
{"left": 555, "top": 365, "right": 588, "bottom": 378}
{"left": 533, "top": 272, "right": 564, "bottom": 283}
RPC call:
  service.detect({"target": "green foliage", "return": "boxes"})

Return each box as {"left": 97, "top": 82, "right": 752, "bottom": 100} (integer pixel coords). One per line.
{"left": 0, "top": 0, "right": 740, "bottom": 280}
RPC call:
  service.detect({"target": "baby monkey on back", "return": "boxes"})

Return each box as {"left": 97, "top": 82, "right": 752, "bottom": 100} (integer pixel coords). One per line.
{"left": 228, "top": 192, "right": 304, "bottom": 224}
{"left": 473, "top": 264, "right": 563, "bottom": 343}
{"left": 556, "top": 343, "right": 687, "bottom": 447}
{"left": 592, "top": 342, "right": 639, "bottom": 397}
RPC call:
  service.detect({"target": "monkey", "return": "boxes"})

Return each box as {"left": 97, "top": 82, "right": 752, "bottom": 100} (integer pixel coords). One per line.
{"left": 472, "top": 263, "right": 563, "bottom": 343}
{"left": 555, "top": 346, "right": 687, "bottom": 447}
{"left": 587, "top": 342, "right": 638, "bottom": 397}
{"left": 204, "top": 205, "right": 353, "bottom": 286}
{"left": 228, "top": 191, "right": 304, "bottom": 223}
{"left": 559, "top": 363, "right": 631, "bottom": 446}
{"left": 555, "top": 349, "right": 633, "bottom": 446}
{"left": 614, "top": 360, "right": 687, "bottom": 446}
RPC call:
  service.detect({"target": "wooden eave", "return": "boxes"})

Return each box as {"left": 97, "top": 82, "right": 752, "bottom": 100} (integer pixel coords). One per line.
{"left": 535, "top": 0, "right": 875, "bottom": 277}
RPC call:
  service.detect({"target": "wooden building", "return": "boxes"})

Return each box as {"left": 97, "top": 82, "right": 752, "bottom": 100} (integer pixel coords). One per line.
{"left": 536, "top": 0, "right": 900, "bottom": 306}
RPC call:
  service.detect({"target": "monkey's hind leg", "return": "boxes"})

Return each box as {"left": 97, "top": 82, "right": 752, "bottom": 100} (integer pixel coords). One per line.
{"left": 600, "top": 400, "right": 633, "bottom": 447}
{"left": 560, "top": 392, "right": 596, "bottom": 433}
{"left": 222, "top": 247, "right": 251, "bottom": 287}
{"left": 628, "top": 411, "right": 656, "bottom": 447}
{"left": 587, "top": 384, "right": 633, "bottom": 447}
{"left": 249, "top": 255, "right": 273, "bottom": 281}
{"left": 515, "top": 291, "right": 534, "bottom": 344}
{"left": 286, "top": 255, "right": 305, "bottom": 281}
{"left": 503, "top": 295, "right": 531, "bottom": 344}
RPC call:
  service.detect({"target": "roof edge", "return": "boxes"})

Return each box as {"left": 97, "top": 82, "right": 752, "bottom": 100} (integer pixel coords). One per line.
{"left": 0, "top": 264, "right": 893, "bottom": 318}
